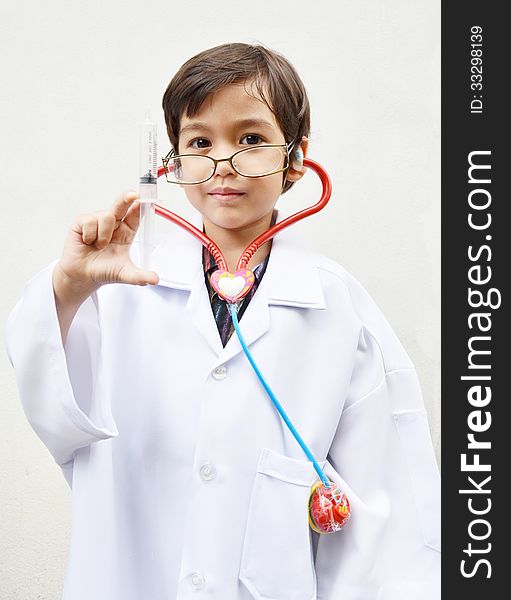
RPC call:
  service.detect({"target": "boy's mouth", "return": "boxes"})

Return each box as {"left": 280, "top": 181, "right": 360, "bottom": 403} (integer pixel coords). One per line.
{"left": 208, "top": 187, "right": 246, "bottom": 201}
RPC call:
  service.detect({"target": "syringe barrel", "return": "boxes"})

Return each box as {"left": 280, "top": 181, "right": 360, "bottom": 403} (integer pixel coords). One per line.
{"left": 139, "top": 183, "right": 157, "bottom": 202}
{"left": 138, "top": 115, "right": 158, "bottom": 268}
{"left": 139, "top": 201, "right": 155, "bottom": 270}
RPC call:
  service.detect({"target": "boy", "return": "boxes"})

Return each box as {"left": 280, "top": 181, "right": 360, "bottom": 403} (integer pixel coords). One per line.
{"left": 6, "top": 43, "right": 440, "bottom": 599}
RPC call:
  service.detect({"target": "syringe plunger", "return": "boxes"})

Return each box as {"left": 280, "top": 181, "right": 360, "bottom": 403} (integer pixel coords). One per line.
{"left": 139, "top": 116, "right": 158, "bottom": 192}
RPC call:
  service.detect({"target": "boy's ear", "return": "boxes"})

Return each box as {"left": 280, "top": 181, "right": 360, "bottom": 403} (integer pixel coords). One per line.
{"left": 285, "top": 136, "right": 309, "bottom": 183}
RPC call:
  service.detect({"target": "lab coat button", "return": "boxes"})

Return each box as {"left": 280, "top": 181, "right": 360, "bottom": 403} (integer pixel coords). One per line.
{"left": 190, "top": 572, "right": 205, "bottom": 590}
{"left": 199, "top": 463, "right": 217, "bottom": 481}
{"left": 212, "top": 365, "right": 227, "bottom": 380}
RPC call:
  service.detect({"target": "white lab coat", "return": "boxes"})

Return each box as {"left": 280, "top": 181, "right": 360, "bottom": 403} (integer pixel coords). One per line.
{"left": 6, "top": 210, "right": 440, "bottom": 600}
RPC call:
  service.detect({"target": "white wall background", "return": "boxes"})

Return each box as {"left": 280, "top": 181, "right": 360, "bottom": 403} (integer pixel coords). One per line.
{"left": 0, "top": 1, "right": 440, "bottom": 598}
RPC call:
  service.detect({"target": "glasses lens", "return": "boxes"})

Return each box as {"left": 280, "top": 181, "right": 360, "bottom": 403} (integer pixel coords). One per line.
{"left": 165, "top": 155, "right": 214, "bottom": 184}
{"left": 233, "top": 146, "right": 285, "bottom": 177}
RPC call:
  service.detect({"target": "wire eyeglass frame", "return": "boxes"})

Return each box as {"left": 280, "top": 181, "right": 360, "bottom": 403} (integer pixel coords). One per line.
{"left": 161, "top": 141, "right": 296, "bottom": 185}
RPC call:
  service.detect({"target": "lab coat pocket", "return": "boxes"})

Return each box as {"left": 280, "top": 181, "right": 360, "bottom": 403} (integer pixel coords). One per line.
{"left": 239, "top": 447, "right": 326, "bottom": 600}
{"left": 393, "top": 409, "right": 441, "bottom": 552}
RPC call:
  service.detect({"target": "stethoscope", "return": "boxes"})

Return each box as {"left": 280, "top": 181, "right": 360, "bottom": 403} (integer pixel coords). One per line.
{"left": 149, "top": 156, "right": 351, "bottom": 534}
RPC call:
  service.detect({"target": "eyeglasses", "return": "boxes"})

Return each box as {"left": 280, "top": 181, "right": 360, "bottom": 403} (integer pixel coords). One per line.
{"left": 162, "top": 141, "right": 295, "bottom": 185}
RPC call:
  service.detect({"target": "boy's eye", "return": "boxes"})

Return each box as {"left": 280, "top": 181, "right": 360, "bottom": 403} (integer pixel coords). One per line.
{"left": 190, "top": 138, "right": 211, "bottom": 150}
{"left": 241, "top": 134, "right": 264, "bottom": 145}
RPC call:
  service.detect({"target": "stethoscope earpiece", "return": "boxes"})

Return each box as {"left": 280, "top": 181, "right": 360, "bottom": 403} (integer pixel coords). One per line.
{"left": 293, "top": 147, "right": 304, "bottom": 169}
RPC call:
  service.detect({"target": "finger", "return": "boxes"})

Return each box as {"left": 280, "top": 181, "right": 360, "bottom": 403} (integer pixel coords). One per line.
{"left": 122, "top": 200, "right": 142, "bottom": 232}
{"left": 77, "top": 215, "right": 98, "bottom": 245}
{"left": 111, "top": 190, "right": 139, "bottom": 222}
{"left": 96, "top": 212, "right": 116, "bottom": 249}
{"left": 118, "top": 262, "right": 159, "bottom": 286}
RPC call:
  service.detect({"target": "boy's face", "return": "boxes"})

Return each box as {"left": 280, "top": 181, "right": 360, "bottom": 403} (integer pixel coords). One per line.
{"left": 177, "top": 83, "right": 296, "bottom": 237}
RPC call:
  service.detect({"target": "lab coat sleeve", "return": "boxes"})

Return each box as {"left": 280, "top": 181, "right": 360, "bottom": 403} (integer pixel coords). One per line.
{"left": 315, "top": 277, "right": 440, "bottom": 599}
{"left": 5, "top": 260, "right": 118, "bottom": 474}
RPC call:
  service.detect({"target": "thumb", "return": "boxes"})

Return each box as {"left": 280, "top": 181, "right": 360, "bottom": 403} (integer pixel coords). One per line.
{"left": 118, "top": 263, "right": 159, "bottom": 286}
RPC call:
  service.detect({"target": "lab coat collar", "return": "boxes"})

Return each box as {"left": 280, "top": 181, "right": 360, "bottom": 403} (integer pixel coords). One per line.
{"left": 147, "top": 208, "right": 326, "bottom": 362}
{"left": 150, "top": 208, "right": 325, "bottom": 307}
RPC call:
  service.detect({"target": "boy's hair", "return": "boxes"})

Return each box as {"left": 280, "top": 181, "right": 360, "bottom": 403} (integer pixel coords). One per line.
{"left": 162, "top": 42, "right": 310, "bottom": 194}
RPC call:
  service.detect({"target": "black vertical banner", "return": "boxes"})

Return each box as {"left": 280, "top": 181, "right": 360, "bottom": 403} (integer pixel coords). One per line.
{"left": 442, "top": 3, "right": 507, "bottom": 597}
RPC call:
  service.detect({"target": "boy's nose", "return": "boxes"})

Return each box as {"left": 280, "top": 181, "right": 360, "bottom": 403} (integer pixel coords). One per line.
{"left": 215, "top": 157, "right": 237, "bottom": 177}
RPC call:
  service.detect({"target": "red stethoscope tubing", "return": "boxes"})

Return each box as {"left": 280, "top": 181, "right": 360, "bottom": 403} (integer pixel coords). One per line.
{"left": 154, "top": 157, "right": 331, "bottom": 271}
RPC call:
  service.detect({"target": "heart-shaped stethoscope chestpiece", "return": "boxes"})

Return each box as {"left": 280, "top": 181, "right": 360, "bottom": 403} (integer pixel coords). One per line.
{"left": 210, "top": 269, "right": 255, "bottom": 303}
{"left": 153, "top": 157, "right": 332, "bottom": 303}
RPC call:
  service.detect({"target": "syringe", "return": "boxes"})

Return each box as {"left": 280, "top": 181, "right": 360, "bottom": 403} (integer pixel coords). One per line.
{"left": 138, "top": 114, "right": 158, "bottom": 269}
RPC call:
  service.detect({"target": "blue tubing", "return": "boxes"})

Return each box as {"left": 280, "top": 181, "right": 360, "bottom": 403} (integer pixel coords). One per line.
{"left": 228, "top": 303, "right": 330, "bottom": 488}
